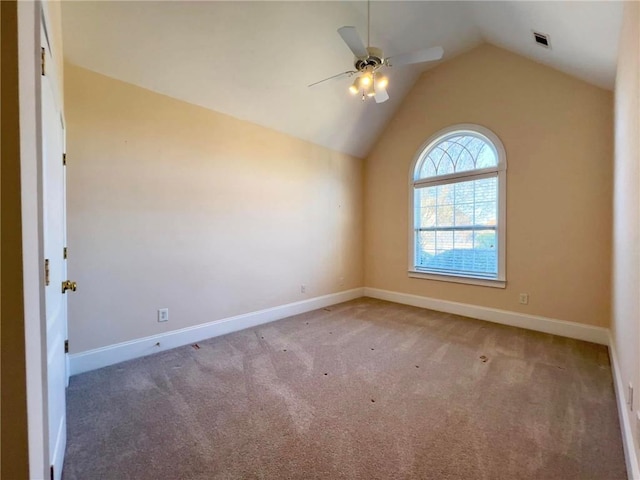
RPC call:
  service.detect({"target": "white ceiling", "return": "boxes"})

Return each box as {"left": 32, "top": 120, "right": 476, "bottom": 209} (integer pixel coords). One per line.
{"left": 61, "top": 1, "right": 623, "bottom": 159}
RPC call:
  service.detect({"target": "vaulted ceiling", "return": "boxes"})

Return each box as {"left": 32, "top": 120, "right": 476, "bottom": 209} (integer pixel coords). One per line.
{"left": 62, "top": 1, "right": 623, "bottom": 158}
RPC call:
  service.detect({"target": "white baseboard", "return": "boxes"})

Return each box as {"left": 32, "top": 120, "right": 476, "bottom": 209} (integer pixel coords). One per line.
{"left": 363, "top": 287, "right": 609, "bottom": 345}
{"left": 73, "top": 286, "right": 610, "bottom": 375}
{"left": 609, "top": 333, "right": 640, "bottom": 480}
{"left": 69, "top": 288, "right": 364, "bottom": 376}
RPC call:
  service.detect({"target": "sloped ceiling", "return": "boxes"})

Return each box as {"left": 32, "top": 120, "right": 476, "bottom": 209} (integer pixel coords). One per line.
{"left": 61, "top": 1, "right": 623, "bottom": 158}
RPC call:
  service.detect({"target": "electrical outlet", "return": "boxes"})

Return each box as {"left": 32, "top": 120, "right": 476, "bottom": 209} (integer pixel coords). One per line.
{"left": 300, "top": 285, "right": 307, "bottom": 294}
{"left": 519, "top": 293, "right": 529, "bottom": 305}
{"left": 339, "top": 277, "right": 344, "bottom": 287}
{"left": 158, "top": 308, "right": 169, "bottom": 323}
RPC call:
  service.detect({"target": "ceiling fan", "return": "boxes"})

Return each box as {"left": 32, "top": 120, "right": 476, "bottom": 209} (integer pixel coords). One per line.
{"left": 308, "top": 2, "right": 444, "bottom": 103}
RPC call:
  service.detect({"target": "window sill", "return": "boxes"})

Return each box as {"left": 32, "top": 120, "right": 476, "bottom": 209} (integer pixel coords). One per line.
{"left": 408, "top": 271, "right": 506, "bottom": 289}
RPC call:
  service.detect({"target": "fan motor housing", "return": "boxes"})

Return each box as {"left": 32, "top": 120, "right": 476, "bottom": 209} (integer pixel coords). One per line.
{"left": 354, "top": 46, "right": 385, "bottom": 71}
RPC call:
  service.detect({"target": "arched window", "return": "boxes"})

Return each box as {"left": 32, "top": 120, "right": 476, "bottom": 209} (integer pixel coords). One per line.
{"left": 409, "top": 124, "right": 506, "bottom": 287}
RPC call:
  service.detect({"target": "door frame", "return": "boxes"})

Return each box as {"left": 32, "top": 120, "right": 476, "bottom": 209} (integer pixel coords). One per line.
{"left": 17, "top": 1, "right": 66, "bottom": 478}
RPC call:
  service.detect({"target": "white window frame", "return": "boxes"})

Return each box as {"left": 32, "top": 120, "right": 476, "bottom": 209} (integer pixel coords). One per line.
{"left": 408, "top": 124, "right": 507, "bottom": 288}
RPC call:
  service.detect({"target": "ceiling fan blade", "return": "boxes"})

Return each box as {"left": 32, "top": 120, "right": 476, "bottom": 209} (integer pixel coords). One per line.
{"left": 374, "top": 89, "right": 389, "bottom": 103}
{"left": 307, "top": 70, "right": 356, "bottom": 88}
{"left": 387, "top": 46, "right": 444, "bottom": 67}
{"left": 337, "top": 26, "right": 368, "bottom": 58}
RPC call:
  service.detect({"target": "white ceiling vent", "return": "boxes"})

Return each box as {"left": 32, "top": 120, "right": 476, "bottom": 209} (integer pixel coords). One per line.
{"left": 533, "top": 31, "right": 551, "bottom": 49}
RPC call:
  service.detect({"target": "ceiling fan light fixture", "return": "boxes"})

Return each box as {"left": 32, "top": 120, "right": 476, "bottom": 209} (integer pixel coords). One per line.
{"left": 349, "top": 78, "right": 360, "bottom": 94}
{"left": 376, "top": 75, "right": 389, "bottom": 90}
{"left": 310, "top": 0, "right": 443, "bottom": 106}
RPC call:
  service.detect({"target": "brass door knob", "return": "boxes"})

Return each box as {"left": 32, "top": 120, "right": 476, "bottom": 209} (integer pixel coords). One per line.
{"left": 62, "top": 280, "right": 77, "bottom": 294}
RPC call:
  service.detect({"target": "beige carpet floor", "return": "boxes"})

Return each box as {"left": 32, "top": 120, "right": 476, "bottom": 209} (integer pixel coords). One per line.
{"left": 62, "top": 298, "right": 626, "bottom": 479}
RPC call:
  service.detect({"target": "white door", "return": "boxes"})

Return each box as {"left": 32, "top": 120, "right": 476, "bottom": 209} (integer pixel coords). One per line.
{"left": 41, "top": 26, "right": 71, "bottom": 480}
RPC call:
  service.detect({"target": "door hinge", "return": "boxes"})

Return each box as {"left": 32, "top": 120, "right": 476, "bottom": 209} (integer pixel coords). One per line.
{"left": 41, "top": 47, "right": 46, "bottom": 76}
{"left": 62, "top": 153, "right": 67, "bottom": 166}
{"left": 63, "top": 247, "right": 68, "bottom": 259}
{"left": 45, "top": 259, "right": 50, "bottom": 286}
{"left": 64, "top": 340, "right": 69, "bottom": 354}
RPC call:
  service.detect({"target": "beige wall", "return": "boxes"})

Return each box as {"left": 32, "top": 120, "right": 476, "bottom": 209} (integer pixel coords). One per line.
{"left": 365, "top": 44, "right": 613, "bottom": 327}
{"left": 1, "top": 1, "right": 30, "bottom": 478}
{"left": 65, "top": 65, "right": 363, "bottom": 353}
{"left": 612, "top": 0, "right": 640, "bottom": 461}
